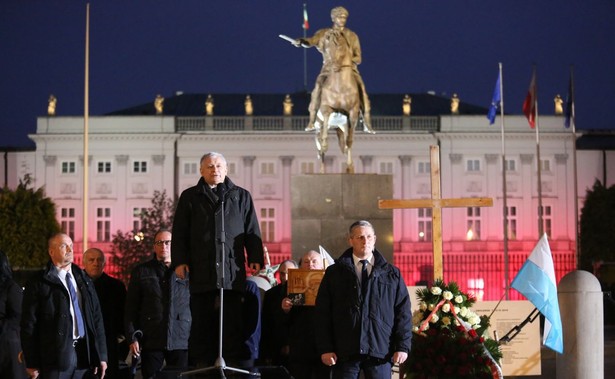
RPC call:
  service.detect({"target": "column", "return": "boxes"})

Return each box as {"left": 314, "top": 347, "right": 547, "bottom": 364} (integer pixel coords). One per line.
{"left": 280, "top": 156, "right": 294, "bottom": 249}
{"left": 360, "top": 155, "right": 373, "bottom": 173}
{"left": 398, "top": 155, "right": 412, "bottom": 241}
{"left": 242, "top": 156, "right": 256, "bottom": 192}
{"left": 520, "top": 154, "right": 535, "bottom": 239}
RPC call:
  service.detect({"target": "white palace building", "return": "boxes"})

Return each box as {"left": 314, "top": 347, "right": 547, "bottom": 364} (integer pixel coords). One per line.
{"left": 2, "top": 92, "right": 615, "bottom": 300}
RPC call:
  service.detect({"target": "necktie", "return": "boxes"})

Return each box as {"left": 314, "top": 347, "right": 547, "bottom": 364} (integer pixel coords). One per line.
{"left": 360, "top": 259, "right": 369, "bottom": 296}
{"left": 66, "top": 272, "right": 85, "bottom": 338}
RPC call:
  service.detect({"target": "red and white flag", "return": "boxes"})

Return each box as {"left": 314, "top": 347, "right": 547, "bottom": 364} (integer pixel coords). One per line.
{"left": 303, "top": 7, "right": 309, "bottom": 30}
{"left": 522, "top": 68, "right": 537, "bottom": 128}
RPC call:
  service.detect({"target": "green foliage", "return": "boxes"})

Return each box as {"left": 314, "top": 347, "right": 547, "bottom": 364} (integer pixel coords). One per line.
{"left": 110, "top": 190, "right": 176, "bottom": 282}
{"left": 0, "top": 175, "right": 61, "bottom": 268}
{"left": 579, "top": 180, "right": 615, "bottom": 271}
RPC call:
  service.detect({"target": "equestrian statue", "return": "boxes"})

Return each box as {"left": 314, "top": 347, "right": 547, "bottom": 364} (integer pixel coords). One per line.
{"left": 282, "top": 6, "right": 374, "bottom": 173}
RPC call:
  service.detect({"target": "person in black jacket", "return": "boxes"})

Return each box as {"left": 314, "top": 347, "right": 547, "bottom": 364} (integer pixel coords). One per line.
{"left": 280, "top": 250, "right": 330, "bottom": 379}
{"left": 315, "top": 220, "right": 412, "bottom": 379}
{"left": 259, "top": 259, "right": 298, "bottom": 367}
{"left": 0, "top": 250, "right": 27, "bottom": 378}
{"left": 21, "top": 233, "right": 108, "bottom": 379}
{"left": 125, "top": 230, "right": 191, "bottom": 379}
{"left": 172, "top": 152, "right": 264, "bottom": 367}
{"left": 83, "top": 248, "right": 128, "bottom": 379}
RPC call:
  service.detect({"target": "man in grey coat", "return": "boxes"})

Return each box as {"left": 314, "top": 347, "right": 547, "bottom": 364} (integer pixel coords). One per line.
{"left": 125, "top": 229, "right": 191, "bottom": 379}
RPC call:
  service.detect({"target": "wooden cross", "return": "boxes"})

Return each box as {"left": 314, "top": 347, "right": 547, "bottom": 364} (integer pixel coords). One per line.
{"left": 378, "top": 145, "right": 493, "bottom": 280}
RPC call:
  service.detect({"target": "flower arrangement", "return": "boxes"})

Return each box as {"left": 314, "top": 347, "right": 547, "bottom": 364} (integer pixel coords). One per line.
{"left": 406, "top": 279, "right": 503, "bottom": 379}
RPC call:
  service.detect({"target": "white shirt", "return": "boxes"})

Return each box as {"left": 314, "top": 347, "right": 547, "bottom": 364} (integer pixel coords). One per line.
{"left": 352, "top": 254, "right": 373, "bottom": 284}
{"left": 55, "top": 267, "right": 83, "bottom": 339}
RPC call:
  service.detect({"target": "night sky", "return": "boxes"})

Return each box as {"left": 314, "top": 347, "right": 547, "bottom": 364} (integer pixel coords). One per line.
{"left": 2, "top": 0, "right": 614, "bottom": 147}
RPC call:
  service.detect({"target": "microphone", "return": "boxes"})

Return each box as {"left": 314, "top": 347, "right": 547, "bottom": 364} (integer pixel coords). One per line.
{"left": 215, "top": 183, "right": 227, "bottom": 202}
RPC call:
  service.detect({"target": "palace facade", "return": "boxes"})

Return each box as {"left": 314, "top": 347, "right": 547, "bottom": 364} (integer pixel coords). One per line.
{"left": 3, "top": 93, "right": 615, "bottom": 300}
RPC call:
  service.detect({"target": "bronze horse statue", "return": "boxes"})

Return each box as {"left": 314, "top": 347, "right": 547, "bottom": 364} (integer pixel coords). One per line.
{"left": 313, "top": 29, "right": 361, "bottom": 173}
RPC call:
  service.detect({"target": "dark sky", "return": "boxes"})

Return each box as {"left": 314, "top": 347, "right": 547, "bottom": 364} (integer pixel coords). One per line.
{"left": 2, "top": 0, "right": 614, "bottom": 147}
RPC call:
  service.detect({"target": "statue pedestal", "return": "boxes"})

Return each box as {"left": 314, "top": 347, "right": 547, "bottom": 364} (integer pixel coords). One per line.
{"left": 291, "top": 174, "right": 393, "bottom": 262}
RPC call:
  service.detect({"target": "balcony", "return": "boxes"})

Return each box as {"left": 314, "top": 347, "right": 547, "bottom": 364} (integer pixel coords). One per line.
{"left": 175, "top": 115, "right": 439, "bottom": 133}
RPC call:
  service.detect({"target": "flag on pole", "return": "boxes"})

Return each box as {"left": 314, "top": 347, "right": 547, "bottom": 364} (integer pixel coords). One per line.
{"left": 487, "top": 70, "right": 501, "bottom": 125}
{"left": 511, "top": 233, "right": 563, "bottom": 353}
{"left": 564, "top": 68, "right": 574, "bottom": 128}
{"left": 522, "top": 68, "right": 537, "bottom": 128}
{"left": 303, "top": 6, "right": 309, "bottom": 30}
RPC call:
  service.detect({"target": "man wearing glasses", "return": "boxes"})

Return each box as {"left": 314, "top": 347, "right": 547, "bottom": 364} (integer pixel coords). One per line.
{"left": 125, "top": 230, "right": 191, "bottom": 379}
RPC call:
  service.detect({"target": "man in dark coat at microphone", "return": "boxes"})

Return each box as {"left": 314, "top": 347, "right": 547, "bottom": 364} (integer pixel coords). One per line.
{"left": 172, "top": 151, "right": 264, "bottom": 368}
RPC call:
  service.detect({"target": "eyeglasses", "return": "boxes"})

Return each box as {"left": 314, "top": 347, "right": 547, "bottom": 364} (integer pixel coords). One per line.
{"left": 154, "top": 240, "right": 172, "bottom": 246}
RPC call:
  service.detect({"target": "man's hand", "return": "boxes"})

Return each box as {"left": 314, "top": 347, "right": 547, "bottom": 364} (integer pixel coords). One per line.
{"left": 392, "top": 351, "right": 408, "bottom": 365}
{"left": 281, "top": 297, "right": 293, "bottom": 313}
{"left": 26, "top": 368, "right": 39, "bottom": 379}
{"left": 175, "top": 264, "right": 189, "bottom": 280}
{"left": 249, "top": 263, "right": 261, "bottom": 274}
{"left": 321, "top": 352, "right": 337, "bottom": 366}
{"left": 93, "top": 361, "right": 107, "bottom": 379}
{"left": 129, "top": 341, "right": 141, "bottom": 358}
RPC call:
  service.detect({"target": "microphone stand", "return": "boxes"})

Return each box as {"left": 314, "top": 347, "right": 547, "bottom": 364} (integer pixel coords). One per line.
{"left": 497, "top": 307, "right": 541, "bottom": 345}
{"left": 180, "top": 185, "right": 260, "bottom": 378}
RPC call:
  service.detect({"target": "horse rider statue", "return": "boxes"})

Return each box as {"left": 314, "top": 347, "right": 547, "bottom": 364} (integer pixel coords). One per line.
{"left": 293, "top": 6, "right": 375, "bottom": 134}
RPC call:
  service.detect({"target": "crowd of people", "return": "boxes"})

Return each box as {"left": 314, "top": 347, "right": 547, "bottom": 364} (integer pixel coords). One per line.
{"left": 0, "top": 151, "right": 412, "bottom": 379}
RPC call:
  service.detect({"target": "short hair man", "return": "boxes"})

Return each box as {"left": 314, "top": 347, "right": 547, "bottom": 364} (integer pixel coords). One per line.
{"left": 315, "top": 221, "right": 412, "bottom": 378}
{"left": 125, "top": 230, "right": 191, "bottom": 379}
{"left": 172, "top": 152, "right": 264, "bottom": 366}
{"left": 83, "top": 248, "right": 127, "bottom": 379}
{"left": 21, "top": 233, "right": 108, "bottom": 379}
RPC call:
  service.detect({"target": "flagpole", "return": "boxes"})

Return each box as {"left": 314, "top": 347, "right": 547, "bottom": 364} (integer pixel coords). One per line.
{"left": 569, "top": 65, "right": 580, "bottom": 267}
{"left": 82, "top": 3, "right": 90, "bottom": 251}
{"left": 303, "top": 2, "right": 308, "bottom": 91}
{"left": 534, "top": 66, "right": 544, "bottom": 237}
{"left": 498, "top": 62, "right": 510, "bottom": 299}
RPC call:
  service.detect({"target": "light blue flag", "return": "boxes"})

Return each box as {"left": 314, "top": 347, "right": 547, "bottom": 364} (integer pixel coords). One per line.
{"left": 511, "top": 233, "right": 564, "bottom": 353}
{"left": 487, "top": 72, "right": 501, "bottom": 125}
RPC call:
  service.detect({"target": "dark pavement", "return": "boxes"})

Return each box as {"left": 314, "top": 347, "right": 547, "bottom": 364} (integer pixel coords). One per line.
{"left": 510, "top": 325, "right": 615, "bottom": 379}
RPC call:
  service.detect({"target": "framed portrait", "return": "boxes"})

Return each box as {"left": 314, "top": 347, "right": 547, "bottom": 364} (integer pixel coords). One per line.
{"left": 287, "top": 268, "right": 326, "bottom": 306}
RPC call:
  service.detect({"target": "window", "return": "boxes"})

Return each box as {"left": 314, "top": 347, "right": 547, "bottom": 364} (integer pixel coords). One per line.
{"left": 260, "top": 162, "right": 275, "bottom": 176}
{"left": 132, "top": 207, "right": 147, "bottom": 232}
{"left": 60, "top": 207, "right": 75, "bottom": 240}
{"left": 97, "top": 161, "right": 111, "bottom": 173}
{"left": 259, "top": 207, "right": 275, "bottom": 242}
{"left": 466, "top": 159, "right": 481, "bottom": 172}
{"left": 378, "top": 161, "right": 394, "bottom": 174}
{"left": 417, "top": 161, "right": 430, "bottom": 175}
{"left": 417, "top": 208, "right": 432, "bottom": 242}
{"left": 506, "top": 206, "right": 517, "bottom": 240}
{"left": 227, "top": 162, "right": 237, "bottom": 176}
{"left": 505, "top": 159, "right": 517, "bottom": 172}
{"left": 540, "top": 159, "right": 551, "bottom": 173}
{"left": 542, "top": 205, "right": 552, "bottom": 238}
{"left": 96, "top": 207, "right": 111, "bottom": 242}
{"left": 133, "top": 161, "right": 147, "bottom": 173}
{"left": 184, "top": 162, "right": 198, "bottom": 175}
{"left": 61, "top": 161, "right": 76, "bottom": 174}
{"left": 301, "top": 161, "right": 315, "bottom": 174}
{"left": 466, "top": 207, "right": 481, "bottom": 240}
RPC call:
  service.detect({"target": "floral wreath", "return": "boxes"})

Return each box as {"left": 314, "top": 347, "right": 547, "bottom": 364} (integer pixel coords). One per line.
{"left": 406, "top": 279, "right": 503, "bottom": 379}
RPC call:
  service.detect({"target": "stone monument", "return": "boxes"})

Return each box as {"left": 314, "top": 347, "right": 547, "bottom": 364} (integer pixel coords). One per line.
{"left": 291, "top": 174, "right": 393, "bottom": 263}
